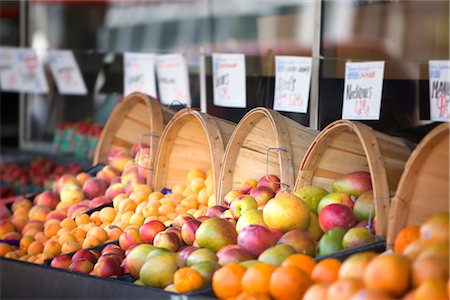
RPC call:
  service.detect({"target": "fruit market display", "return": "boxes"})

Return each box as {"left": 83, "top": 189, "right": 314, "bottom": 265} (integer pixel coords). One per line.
{"left": 210, "top": 212, "right": 449, "bottom": 299}
{"left": 0, "top": 158, "right": 82, "bottom": 194}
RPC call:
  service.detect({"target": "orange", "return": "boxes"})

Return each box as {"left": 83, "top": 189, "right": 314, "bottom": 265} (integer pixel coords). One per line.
{"left": 412, "top": 256, "right": 449, "bottom": 287}
{"left": 281, "top": 253, "right": 316, "bottom": 276}
{"left": 327, "top": 278, "right": 364, "bottom": 300}
{"left": 235, "top": 292, "right": 271, "bottom": 300}
{"left": 394, "top": 225, "right": 420, "bottom": 253}
{"left": 363, "top": 253, "right": 411, "bottom": 298}
{"left": 212, "top": 264, "right": 247, "bottom": 300}
{"left": 415, "top": 278, "right": 448, "bottom": 300}
{"left": 269, "top": 266, "right": 312, "bottom": 300}
{"left": 241, "top": 262, "right": 276, "bottom": 295}
{"left": 420, "top": 212, "right": 449, "bottom": 246}
{"left": 349, "top": 289, "right": 392, "bottom": 300}
{"left": 303, "top": 283, "right": 330, "bottom": 300}
{"left": 402, "top": 239, "right": 423, "bottom": 261}
{"left": 311, "top": 258, "right": 341, "bottom": 284}
{"left": 173, "top": 267, "right": 204, "bottom": 293}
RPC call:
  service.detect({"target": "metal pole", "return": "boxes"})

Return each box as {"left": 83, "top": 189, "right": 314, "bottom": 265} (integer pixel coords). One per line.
{"left": 19, "top": 0, "right": 28, "bottom": 149}
{"left": 199, "top": 46, "right": 207, "bottom": 113}
{"left": 309, "top": 0, "right": 322, "bottom": 130}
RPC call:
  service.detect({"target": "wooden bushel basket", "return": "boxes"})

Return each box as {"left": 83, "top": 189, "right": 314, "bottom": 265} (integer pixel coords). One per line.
{"left": 153, "top": 108, "right": 236, "bottom": 202}
{"left": 387, "top": 123, "right": 449, "bottom": 247}
{"left": 217, "top": 107, "right": 318, "bottom": 204}
{"left": 295, "top": 120, "right": 412, "bottom": 236}
{"left": 93, "top": 92, "right": 174, "bottom": 184}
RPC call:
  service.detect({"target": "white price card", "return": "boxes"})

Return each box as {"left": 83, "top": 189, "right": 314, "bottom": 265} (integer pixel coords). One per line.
{"left": 212, "top": 53, "right": 246, "bottom": 108}
{"left": 342, "top": 61, "right": 385, "bottom": 120}
{"left": 48, "top": 50, "right": 87, "bottom": 95}
{"left": 429, "top": 60, "right": 450, "bottom": 122}
{"left": 273, "top": 56, "right": 312, "bottom": 113}
{"left": 16, "top": 48, "right": 49, "bottom": 94}
{"left": 0, "top": 47, "right": 21, "bottom": 92}
{"left": 124, "top": 52, "right": 156, "bottom": 97}
{"left": 155, "top": 54, "right": 191, "bottom": 106}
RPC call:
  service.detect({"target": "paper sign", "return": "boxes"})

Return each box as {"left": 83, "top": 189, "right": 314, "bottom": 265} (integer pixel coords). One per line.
{"left": 212, "top": 53, "right": 246, "bottom": 108}
{"left": 48, "top": 50, "right": 87, "bottom": 95}
{"left": 155, "top": 54, "right": 191, "bottom": 106}
{"left": 124, "top": 52, "right": 156, "bottom": 97}
{"left": 429, "top": 60, "right": 450, "bottom": 121}
{"left": 342, "top": 61, "right": 385, "bottom": 120}
{"left": 0, "top": 47, "right": 21, "bottom": 92}
{"left": 273, "top": 56, "right": 312, "bottom": 113}
{"left": 16, "top": 48, "right": 49, "bottom": 93}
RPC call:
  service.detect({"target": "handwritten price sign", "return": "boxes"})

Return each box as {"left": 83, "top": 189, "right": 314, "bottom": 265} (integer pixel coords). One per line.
{"left": 342, "top": 61, "right": 384, "bottom": 120}
{"left": 212, "top": 53, "right": 246, "bottom": 108}
{"left": 48, "top": 50, "right": 87, "bottom": 95}
{"left": 273, "top": 56, "right": 312, "bottom": 113}
{"left": 155, "top": 54, "right": 191, "bottom": 106}
{"left": 0, "top": 47, "right": 21, "bottom": 92}
{"left": 429, "top": 60, "right": 450, "bottom": 122}
{"left": 17, "top": 48, "right": 49, "bottom": 94}
{"left": 124, "top": 52, "right": 156, "bottom": 97}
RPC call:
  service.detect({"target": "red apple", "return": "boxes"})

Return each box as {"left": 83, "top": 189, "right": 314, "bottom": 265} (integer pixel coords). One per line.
{"left": 250, "top": 186, "right": 275, "bottom": 208}
{"left": 238, "top": 179, "right": 258, "bottom": 194}
{"left": 50, "top": 255, "right": 71, "bottom": 269}
{"left": 206, "top": 205, "right": 229, "bottom": 218}
{"left": 153, "top": 231, "right": 181, "bottom": 252}
{"left": 181, "top": 219, "right": 201, "bottom": 245}
{"left": 172, "top": 213, "right": 194, "bottom": 228}
{"left": 319, "top": 204, "right": 356, "bottom": 232}
{"left": 138, "top": 220, "right": 166, "bottom": 244}
{"left": 257, "top": 175, "right": 281, "bottom": 193}
{"left": 237, "top": 224, "right": 278, "bottom": 257}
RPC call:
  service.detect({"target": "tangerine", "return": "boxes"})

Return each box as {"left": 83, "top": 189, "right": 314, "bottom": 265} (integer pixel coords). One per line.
{"left": 394, "top": 225, "right": 420, "bottom": 253}
{"left": 269, "top": 266, "right": 312, "bottom": 300}
{"left": 212, "top": 264, "right": 246, "bottom": 300}
{"left": 241, "top": 262, "right": 276, "bottom": 295}
{"left": 173, "top": 267, "right": 204, "bottom": 293}
{"left": 311, "top": 258, "right": 341, "bottom": 284}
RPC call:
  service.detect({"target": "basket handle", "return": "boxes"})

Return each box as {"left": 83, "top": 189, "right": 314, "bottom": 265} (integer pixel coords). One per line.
{"left": 265, "top": 147, "right": 291, "bottom": 192}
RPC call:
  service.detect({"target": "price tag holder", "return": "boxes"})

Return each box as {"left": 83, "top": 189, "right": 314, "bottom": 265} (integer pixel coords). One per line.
{"left": 212, "top": 53, "right": 246, "bottom": 108}
{"left": 155, "top": 54, "right": 191, "bottom": 106}
{"left": 16, "top": 48, "right": 49, "bottom": 94}
{"left": 124, "top": 52, "right": 157, "bottom": 97}
{"left": 0, "top": 47, "right": 21, "bottom": 92}
{"left": 429, "top": 60, "right": 450, "bottom": 122}
{"left": 342, "top": 61, "right": 385, "bottom": 120}
{"left": 48, "top": 50, "right": 87, "bottom": 95}
{"left": 273, "top": 56, "right": 312, "bottom": 113}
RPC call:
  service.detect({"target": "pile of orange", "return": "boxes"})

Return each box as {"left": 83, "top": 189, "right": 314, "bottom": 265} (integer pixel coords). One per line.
{"left": 212, "top": 212, "right": 449, "bottom": 300}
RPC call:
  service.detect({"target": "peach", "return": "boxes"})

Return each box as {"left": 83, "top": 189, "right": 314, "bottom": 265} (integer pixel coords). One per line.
{"left": 4, "top": 251, "right": 18, "bottom": 259}
{"left": 71, "top": 228, "right": 87, "bottom": 240}
{"left": 20, "top": 235, "right": 35, "bottom": 251}
{"left": 121, "top": 166, "right": 139, "bottom": 185}
{"left": 55, "top": 201, "right": 71, "bottom": 213}
{"left": 34, "top": 231, "right": 49, "bottom": 244}
{"left": 54, "top": 174, "right": 81, "bottom": 193}
{"left": 27, "top": 205, "right": 51, "bottom": 222}
{"left": 105, "top": 183, "right": 125, "bottom": 201}
{"left": 87, "top": 226, "right": 108, "bottom": 243}
{"left": 68, "top": 206, "right": 89, "bottom": 219}
{"left": 124, "top": 176, "right": 146, "bottom": 195}
{"left": 158, "top": 204, "right": 175, "bottom": 216}
{"left": 58, "top": 232, "right": 77, "bottom": 245}
{"left": 76, "top": 172, "right": 91, "bottom": 186}
{"left": 99, "top": 207, "right": 116, "bottom": 224}
{"left": 82, "top": 177, "right": 107, "bottom": 200}
{"left": 60, "top": 184, "right": 84, "bottom": 205}
{"left": 135, "top": 202, "right": 147, "bottom": 215}
{"left": 75, "top": 214, "right": 91, "bottom": 226}
{"left": 89, "top": 211, "right": 101, "bottom": 225}
{"left": 0, "top": 219, "right": 16, "bottom": 237}
{"left": 14, "top": 249, "right": 26, "bottom": 257}
{"left": 129, "top": 213, "right": 145, "bottom": 227}
{"left": 21, "top": 220, "right": 44, "bottom": 236}
{"left": 13, "top": 207, "right": 30, "bottom": 219}
{"left": 0, "top": 243, "right": 13, "bottom": 256}
{"left": 88, "top": 196, "right": 111, "bottom": 210}
{"left": 45, "top": 210, "right": 66, "bottom": 221}
{"left": 43, "top": 240, "right": 61, "bottom": 257}
{"left": 129, "top": 191, "right": 148, "bottom": 205}
{"left": 120, "top": 211, "right": 134, "bottom": 224}
{"left": 50, "top": 254, "right": 72, "bottom": 269}
{"left": 118, "top": 198, "right": 137, "bottom": 213}
{"left": 142, "top": 205, "right": 159, "bottom": 218}
{"left": 61, "top": 240, "right": 81, "bottom": 254}
{"left": 109, "top": 152, "right": 133, "bottom": 172}
{"left": 79, "top": 222, "right": 97, "bottom": 233}
{"left": 82, "top": 236, "right": 102, "bottom": 249}
{"left": 105, "top": 225, "right": 123, "bottom": 241}
{"left": 60, "top": 217, "right": 77, "bottom": 230}
{"left": 27, "top": 240, "right": 44, "bottom": 256}
{"left": 44, "top": 222, "right": 61, "bottom": 238}
{"left": 34, "top": 190, "right": 60, "bottom": 210}
{"left": 96, "top": 165, "right": 120, "bottom": 185}
{"left": 12, "top": 199, "right": 33, "bottom": 212}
